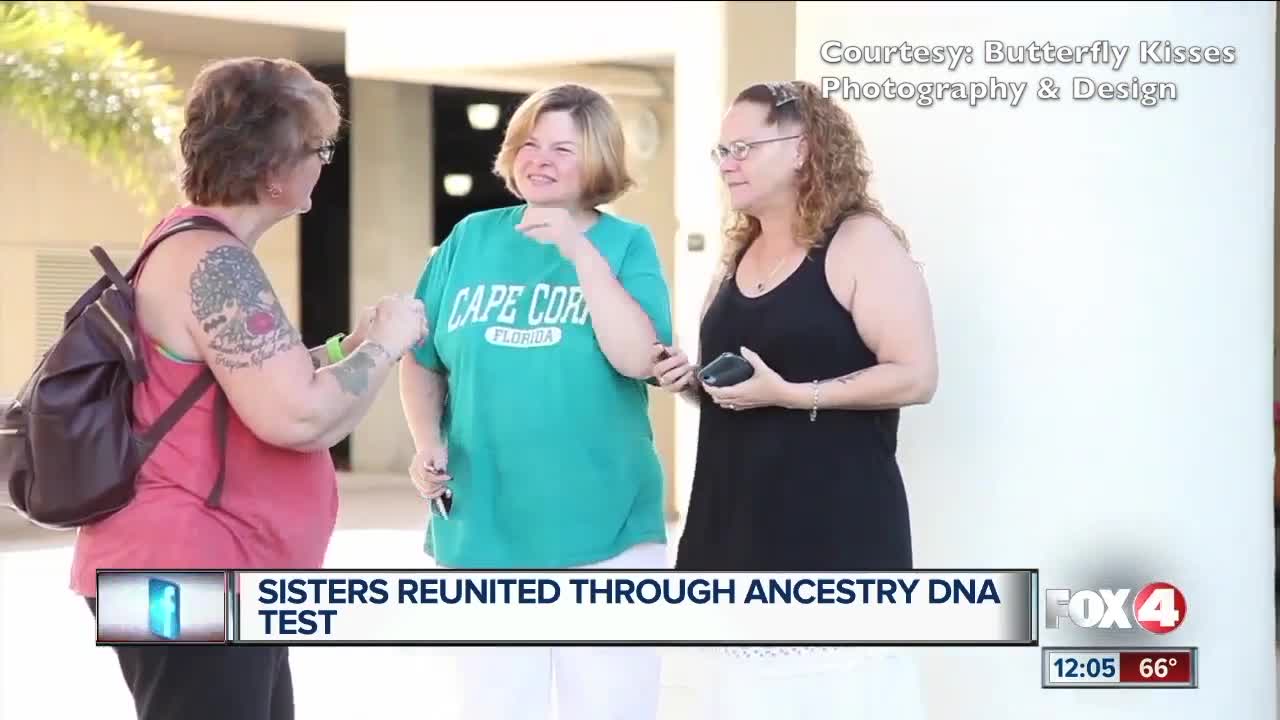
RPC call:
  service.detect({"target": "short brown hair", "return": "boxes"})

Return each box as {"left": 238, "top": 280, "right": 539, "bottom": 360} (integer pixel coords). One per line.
{"left": 492, "top": 84, "right": 635, "bottom": 208}
{"left": 179, "top": 57, "right": 341, "bottom": 206}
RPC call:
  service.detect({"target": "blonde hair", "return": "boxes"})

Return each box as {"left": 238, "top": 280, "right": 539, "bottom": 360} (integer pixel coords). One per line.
{"left": 492, "top": 84, "right": 635, "bottom": 208}
{"left": 722, "top": 81, "right": 908, "bottom": 270}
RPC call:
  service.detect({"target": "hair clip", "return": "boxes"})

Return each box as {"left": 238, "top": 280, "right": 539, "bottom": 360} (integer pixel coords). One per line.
{"left": 768, "top": 81, "right": 798, "bottom": 108}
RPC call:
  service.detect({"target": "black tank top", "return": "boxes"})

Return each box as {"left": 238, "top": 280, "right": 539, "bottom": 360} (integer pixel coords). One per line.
{"left": 675, "top": 232, "right": 913, "bottom": 571}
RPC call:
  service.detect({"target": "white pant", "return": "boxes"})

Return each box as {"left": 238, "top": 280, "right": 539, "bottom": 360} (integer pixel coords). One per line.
{"left": 692, "top": 651, "right": 929, "bottom": 719}
{"left": 453, "top": 542, "right": 669, "bottom": 720}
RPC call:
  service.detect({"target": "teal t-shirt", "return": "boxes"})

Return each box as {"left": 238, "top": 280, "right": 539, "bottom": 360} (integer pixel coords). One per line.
{"left": 411, "top": 205, "right": 674, "bottom": 569}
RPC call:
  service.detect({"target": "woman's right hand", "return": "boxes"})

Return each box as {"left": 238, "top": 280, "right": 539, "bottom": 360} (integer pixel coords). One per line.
{"left": 409, "top": 443, "right": 450, "bottom": 500}
{"left": 367, "top": 294, "right": 428, "bottom": 356}
{"left": 651, "top": 344, "right": 699, "bottom": 394}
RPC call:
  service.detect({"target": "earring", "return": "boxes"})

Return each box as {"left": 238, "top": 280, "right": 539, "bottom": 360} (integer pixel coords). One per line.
{"left": 268, "top": 185, "right": 282, "bottom": 198}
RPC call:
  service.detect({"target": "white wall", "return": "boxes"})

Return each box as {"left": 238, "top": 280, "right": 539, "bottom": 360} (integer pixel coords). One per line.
{"left": 345, "top": 1, "right": 678, "bottom": 78}
{"left": 797, "top": 2, "right": 1274, "bottom": 718}
{"left": 672, "top": 0, "right": 730, "bottom": 515}
{"left": 88, "top": 0, "right": 353, "bottom": 31}
{"left": 670, "top": 1, "right": 798, "bottom": 517}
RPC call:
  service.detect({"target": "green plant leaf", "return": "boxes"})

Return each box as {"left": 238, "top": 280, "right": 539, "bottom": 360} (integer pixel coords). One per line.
{"left": 0, "top": 1, "right": 183, "bottom": 213}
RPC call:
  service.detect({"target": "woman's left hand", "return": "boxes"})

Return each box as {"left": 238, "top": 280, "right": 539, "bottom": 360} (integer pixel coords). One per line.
{"left": 516, "top": 207, "right": 587, "bottom": 261}
{"left": 703, "top": 347, "right": 793, "bottom": 411}
{"left": 335, "top": 304, "right": 379, "bottom": 357}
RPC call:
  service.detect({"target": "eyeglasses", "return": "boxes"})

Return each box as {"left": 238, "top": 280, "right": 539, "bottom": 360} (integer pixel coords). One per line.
{"left": 710, "top": 134, "right": 801, "bottom": 164}
{"left": 310, "top": 141, "right": 335, "bottom": 165}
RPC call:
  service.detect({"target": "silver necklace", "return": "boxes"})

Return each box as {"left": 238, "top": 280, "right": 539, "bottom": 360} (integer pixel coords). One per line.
{"left": 753, "top": 251, "right": 793, "bottom": 293}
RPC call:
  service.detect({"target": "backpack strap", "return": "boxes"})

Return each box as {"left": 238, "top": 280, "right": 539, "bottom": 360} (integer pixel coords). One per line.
{"left": 89, "top": 247, "right": 134, "bottom": 306}
{"left": 121, "top": 214, "right": 237, "bottom": 509}
{"left": 67, "top": 215, "right": 235, "bottom": 328}
{"left": 134, "top": 368, "right": 231, "bottom": 510}
{"left": 205, "top": 389, "right": 230, "bottom": 509}
{"left": 125, "top": 214, "right": 235, "bottom": 283}
{"left": 138, "top": 368, "right": 216, "bottom": 456}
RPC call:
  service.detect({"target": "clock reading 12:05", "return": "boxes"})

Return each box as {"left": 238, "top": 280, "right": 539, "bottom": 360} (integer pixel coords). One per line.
{"left": 1053, "top": 652, "right": 1116, "bottom": 680}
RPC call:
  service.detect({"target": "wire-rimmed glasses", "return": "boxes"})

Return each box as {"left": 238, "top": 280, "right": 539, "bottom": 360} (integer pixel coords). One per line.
{"left": 710, "top": 134, "right": 802, "bottom": 164}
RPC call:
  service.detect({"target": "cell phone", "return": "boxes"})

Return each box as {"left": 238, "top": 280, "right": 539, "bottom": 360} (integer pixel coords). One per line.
{"left": 698, "top": 352, "right": 755, "bottom": 388}
{"left": 432, "top": 488, "right": 453, "bottom": 519}
{"left": 646, "top": 346, "right": 673, "bottom": 388}
{"left": 425, "top": 462, "right": 452, "bottom": 519}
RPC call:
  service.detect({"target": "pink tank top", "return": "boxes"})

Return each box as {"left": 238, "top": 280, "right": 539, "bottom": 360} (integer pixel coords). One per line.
{"left": 70, "top": 208, "right": 339, "bottom": 596}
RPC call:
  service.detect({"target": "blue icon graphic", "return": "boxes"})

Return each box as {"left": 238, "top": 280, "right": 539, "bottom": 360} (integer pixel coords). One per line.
{"left": 148, "top": 578, "right": 181, "bottom": 640}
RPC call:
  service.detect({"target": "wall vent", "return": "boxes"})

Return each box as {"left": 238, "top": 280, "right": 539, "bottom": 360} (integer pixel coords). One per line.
{"left": 34, "top": 248, "right": 137, "bottom": 362}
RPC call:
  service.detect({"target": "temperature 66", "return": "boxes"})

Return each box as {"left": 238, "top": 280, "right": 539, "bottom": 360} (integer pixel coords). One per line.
{"left": 1142, "top": 657, "right": 1173, "bottom": 678}
{"left": 1119, "top": 651, "right": 1193, "bottom": 684}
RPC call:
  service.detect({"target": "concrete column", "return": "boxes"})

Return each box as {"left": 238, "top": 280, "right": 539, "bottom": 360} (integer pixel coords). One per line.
{"left": 671, "top": 2, "right": 796, "bottom": 515}
{"left": 348, "top": 78, "right": 433, "bottom": 476}
{"left": 797, "top": 3, "right": 1274, "bottom": 718}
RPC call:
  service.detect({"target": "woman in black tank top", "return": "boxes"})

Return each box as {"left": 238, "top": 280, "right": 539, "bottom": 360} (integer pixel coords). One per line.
{"left": 650, "top": 78, "right": 937, "bottom": 719}
{"left": 679, "top": 233, "right": 915, "bottom": 571}
{"left": 652, "top": 81, "right": 938, "bottom": 574}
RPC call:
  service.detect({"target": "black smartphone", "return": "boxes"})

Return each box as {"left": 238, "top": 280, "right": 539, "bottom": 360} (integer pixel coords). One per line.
{"left": 646, "top": 346, "right": 672, "bottom": 388}
{"left": 432, "top": 488, "right": 453, "bottom": 519}
{"left": 426, "top": 462, "right": 452, "bottom": 518}
{"left": 698, "top": 352, "right": 754, "bottom": 388}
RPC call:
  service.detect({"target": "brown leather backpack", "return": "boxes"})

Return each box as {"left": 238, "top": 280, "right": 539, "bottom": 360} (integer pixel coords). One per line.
{"left": 1, "top": 216, "right": 230, "bottom": 530}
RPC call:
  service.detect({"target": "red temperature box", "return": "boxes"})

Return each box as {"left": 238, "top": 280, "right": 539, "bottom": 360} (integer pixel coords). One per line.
{"left": 1119, "top": 649, "right": 1195, "bottom": 685}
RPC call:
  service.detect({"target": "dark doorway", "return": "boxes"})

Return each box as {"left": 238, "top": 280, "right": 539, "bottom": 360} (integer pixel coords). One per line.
{"left": 299, "top": 64, "right": 353, "bottom": 469}
{"left": 430, "top": 85, "right": 529, "bottom": 245}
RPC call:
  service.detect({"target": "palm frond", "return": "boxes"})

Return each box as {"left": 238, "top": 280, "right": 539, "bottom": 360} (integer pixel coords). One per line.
{"left": 0, "top": 1, "right": 183, "bottom": 212}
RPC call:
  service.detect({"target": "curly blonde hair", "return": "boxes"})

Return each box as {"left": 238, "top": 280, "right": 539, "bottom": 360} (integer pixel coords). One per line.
{"left": 722, "top": 81, "right": 908, "bottom": 269}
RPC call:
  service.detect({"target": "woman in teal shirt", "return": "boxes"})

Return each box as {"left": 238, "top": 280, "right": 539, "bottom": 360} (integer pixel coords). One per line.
{"left": 399, "top": 83, "right": 672, "bottom": 720}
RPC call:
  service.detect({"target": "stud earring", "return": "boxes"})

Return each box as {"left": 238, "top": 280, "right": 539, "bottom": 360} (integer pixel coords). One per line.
{"left": 268, "top": 185, "right": 282, "bottom": 198}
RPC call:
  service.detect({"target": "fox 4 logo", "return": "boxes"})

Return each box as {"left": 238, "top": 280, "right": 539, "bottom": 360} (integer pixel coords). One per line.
{"left": 1045, "top": 581, "right": 1187, "bottom": 634}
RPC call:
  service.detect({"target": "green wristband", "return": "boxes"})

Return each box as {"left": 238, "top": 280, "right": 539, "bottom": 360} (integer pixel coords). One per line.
{"left": 325, "top": 333, "right": 346, "bottom": 364}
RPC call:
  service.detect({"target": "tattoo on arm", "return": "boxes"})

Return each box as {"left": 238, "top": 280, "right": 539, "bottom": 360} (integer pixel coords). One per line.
{"left": 329, "top": 342, "right": 392, "bottom": 396}
{"left": 836, "top": 368, "right": 869, "bottom": 385}
{"left": 190, "top": 245, "right": 302, "bottom": 371}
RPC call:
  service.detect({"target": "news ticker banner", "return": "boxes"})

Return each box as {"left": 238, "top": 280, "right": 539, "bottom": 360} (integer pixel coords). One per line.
{"left": 97, "top": 569, "right": 1036, "bottom": 646}
{"left": 235, "top": 569, "right": 1036, "bottom": 645}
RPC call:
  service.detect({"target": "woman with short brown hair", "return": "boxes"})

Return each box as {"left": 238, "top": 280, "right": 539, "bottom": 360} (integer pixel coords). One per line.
{"left": 72, "top": 56, "right": 427, "bottom": 720}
